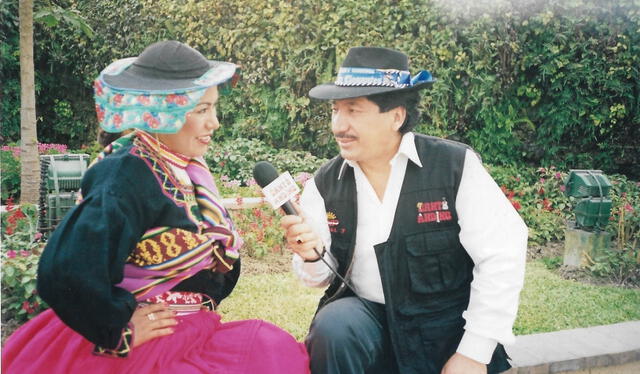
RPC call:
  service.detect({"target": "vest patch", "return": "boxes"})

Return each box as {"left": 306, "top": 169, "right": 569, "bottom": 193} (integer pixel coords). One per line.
{"left": 416, "top": 198, "right": 452, "bottom": 224}
{"left": 327, "top": 211, "right": 345, "bottom": 233}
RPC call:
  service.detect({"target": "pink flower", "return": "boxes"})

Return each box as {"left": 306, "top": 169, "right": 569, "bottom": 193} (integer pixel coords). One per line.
{"left": 555, "top": 173, "right": 561, "bottom": 179}
{"left": 539, "top": 178, "right": 545, "bottom": 184}
{"left": 20, "top": 250, "right": 31, "bottom": 257}
{"left": 6, "top": 250, "right": 17, "bottom": 259}
{"left": 34, "top": 232, "right": 43, "bottom": 240}
{"left": 560, "top": 185, "right": 566, "bottom": 192}
{"left": 625, "top": 204, "right": 634, "bottom": 212}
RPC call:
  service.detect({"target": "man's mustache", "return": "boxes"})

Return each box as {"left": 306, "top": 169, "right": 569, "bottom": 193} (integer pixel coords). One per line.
{"left": 334, "top": 132, "right": 358, "bottom": 140}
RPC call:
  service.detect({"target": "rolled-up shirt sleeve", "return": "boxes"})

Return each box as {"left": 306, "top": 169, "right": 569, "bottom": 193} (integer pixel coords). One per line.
{"left": 455, "top": 149, "right": 528, "bottom": 363}
{"left": 291, "top": 178, "right": 336, "bottom": 287}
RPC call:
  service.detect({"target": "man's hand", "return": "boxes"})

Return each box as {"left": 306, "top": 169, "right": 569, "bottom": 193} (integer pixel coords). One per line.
{"left": 280, "top": 206, "right": 324, "bottom": 261}
{"left": 441, "top": 353, "right": 487, "bottom": 374}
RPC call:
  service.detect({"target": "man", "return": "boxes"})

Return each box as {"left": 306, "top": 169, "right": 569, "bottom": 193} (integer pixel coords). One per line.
{"left": 281, "top": 47, "right": 527, "bottom": 374}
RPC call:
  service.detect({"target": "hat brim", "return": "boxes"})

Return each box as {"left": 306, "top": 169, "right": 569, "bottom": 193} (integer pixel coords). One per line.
{"left": 309, "top": 80, "right": 434, "bottom": 100}
{"left": 102, "top": 60, "right": 237, "bottom": 92}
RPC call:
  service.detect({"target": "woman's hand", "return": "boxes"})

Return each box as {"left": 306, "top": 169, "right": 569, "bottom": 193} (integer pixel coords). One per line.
{"left": 130, "top": 303, "right": 178, "bottom": 348}
{"left": 280, "top": 206, "right": 324, "bottom": 261}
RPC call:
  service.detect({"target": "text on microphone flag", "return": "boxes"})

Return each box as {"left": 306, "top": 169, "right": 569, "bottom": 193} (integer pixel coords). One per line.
{"left": 261, "top": 171, "right": 300, "bottom": 210}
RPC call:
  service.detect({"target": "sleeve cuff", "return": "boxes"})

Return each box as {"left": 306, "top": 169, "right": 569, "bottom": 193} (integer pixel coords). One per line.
{"left": 92, "top": 325, "right": 133, "bottom": 358}
{"left": 456, "top": 330, "right": 498, "bottom": 364}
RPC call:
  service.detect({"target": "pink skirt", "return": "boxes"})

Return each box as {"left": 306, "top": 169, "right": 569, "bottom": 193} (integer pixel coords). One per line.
{"left": 2, "top": 309, "right": 310, "bottom": 374}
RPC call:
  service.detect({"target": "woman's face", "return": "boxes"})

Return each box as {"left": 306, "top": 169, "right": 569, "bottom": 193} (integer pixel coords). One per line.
{"left": 157, "top": 86, "right": 220, "bottom": 157}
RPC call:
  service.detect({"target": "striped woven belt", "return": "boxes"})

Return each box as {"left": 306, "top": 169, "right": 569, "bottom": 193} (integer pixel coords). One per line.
{"left": 141, "top": 291, "right": 215, "bottom": 315}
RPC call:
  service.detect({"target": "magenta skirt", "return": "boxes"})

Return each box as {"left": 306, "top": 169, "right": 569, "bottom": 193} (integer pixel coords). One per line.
{"left": 2, "top": 309, "right": 310, "bottom": 374}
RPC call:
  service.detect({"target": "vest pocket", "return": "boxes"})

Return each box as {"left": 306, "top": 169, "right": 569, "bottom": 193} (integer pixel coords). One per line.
{"left": 405, "top": 230, "right": 470, "bottom": 294}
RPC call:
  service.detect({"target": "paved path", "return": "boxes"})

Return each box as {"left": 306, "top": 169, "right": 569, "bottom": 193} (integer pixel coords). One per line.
{"left": 504, "top": 321, "right": 640, "bottom": 373}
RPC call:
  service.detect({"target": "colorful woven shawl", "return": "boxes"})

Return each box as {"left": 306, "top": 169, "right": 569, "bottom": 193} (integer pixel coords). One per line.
{"left": 90, "top": 130, "right": 242, "bottom": 300}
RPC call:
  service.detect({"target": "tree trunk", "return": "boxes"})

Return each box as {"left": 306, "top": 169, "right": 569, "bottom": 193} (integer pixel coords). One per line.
{"left": 19, "top": 0, "right": 40, "bottom": 204}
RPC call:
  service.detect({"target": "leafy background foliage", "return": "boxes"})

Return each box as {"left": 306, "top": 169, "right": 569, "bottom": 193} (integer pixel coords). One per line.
{"left": 2, "top": 0, "right": 638, "bottom": 177}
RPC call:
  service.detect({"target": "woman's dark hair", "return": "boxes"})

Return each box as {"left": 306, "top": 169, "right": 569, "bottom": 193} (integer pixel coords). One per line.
{"left": 367, "top": 90, "right": 421, "bottom": 133}
{"left": 97, "top": 128, "right": 123, "bottom": 147}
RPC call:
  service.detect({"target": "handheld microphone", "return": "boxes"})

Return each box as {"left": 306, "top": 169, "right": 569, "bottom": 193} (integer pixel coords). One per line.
{"left": 252, "top": 161, "right": 371, "bottom": 310}
{"left": 252, "top": 161, "right": 298, "bottom": 215}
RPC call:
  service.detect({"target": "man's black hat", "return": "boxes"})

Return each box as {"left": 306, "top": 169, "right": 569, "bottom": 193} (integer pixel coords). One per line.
{"left": 309, "top": 46, "right": 435, "bottom": 100}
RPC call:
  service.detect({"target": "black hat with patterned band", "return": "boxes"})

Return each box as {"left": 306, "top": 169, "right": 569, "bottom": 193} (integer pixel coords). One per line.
{"left": 308, "top": 46, "right": 435, "bottom": 100}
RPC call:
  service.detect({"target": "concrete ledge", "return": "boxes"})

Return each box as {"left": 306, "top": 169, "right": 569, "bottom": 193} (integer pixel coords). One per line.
{"left": 504, "top": 321, "right": 640, "bottom": 373}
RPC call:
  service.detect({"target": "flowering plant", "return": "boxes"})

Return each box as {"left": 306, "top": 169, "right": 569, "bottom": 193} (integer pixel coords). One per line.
{"left": 1, "top": 142, "right": 70, "bottom": 202}
{"left": 1, "top": 201, "right": 48, "bottom": 322}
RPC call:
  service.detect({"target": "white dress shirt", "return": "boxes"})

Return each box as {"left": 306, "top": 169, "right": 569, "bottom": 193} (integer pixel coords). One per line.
{"left": 292, "top": 132, "right": 528, "bottom": 364}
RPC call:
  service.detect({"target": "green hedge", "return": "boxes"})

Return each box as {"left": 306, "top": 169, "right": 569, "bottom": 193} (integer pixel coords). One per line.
{"left": 2, "top": 0, "right": 638, "bottom": 177}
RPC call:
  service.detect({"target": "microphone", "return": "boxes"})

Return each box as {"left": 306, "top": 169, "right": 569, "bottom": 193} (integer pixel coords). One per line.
{"left": 252, "top": 161, "right": 367, "bottom": 306}
{"left": 252, "top": 161, "right": 297, "bottom": 215}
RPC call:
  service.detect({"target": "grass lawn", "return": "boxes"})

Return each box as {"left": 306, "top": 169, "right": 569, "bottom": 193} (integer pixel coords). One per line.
{"left": 218, "top": 260, "right": 640, "bottom": 341}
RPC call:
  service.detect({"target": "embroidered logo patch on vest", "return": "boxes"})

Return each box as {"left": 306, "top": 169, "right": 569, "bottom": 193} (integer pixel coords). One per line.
{"left": 416, "top": 198, "right": 452, "bottom": 224}
{"left": 327, "top": 211, "right": 345, "bottom": 233}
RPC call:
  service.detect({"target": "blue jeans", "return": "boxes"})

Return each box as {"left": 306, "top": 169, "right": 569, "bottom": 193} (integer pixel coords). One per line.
{"left": 305, "top": 297, "right": 399, "bottom": 374}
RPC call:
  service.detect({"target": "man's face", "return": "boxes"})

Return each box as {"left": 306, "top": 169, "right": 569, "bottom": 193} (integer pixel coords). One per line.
{"left": 331, "top": 96, "right": 405, "bottom": 166}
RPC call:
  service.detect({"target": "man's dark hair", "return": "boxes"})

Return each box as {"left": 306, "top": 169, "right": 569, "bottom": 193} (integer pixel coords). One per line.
{"left": 367, "top": 90, "right": 421, "bottom": 133}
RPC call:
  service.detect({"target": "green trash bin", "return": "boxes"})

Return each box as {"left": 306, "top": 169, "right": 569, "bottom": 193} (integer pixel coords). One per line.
{"left": 573, "top": 197, "right": 612, "bottom": 228}
{"left": 564, "top": 169, "right": 613, "bottom": 230}
{"left": 45, "top": 191, "right": 81, "bottom": 229}
{"left": 39, "top": 154, "right": 90, "bottom": 234}
{"left": 565, "top": 169, "right": 611, "bottom": 198}
{"left": 41, "top": 154, "right": 90, "bottom": 191}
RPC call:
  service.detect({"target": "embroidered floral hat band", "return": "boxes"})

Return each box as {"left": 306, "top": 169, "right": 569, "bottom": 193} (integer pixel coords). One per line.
{"left": 94, "top": 40, "right": 239, "bottom": 134}
{"left": 309, "top": 46, "right": 435, "bottom": 100}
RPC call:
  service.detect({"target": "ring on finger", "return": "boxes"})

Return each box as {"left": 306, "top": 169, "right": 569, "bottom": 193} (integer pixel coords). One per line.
{"left": 296, "top": 235, "right": 303, "bottom": 245}
{"left": 147, "top": 312, "right": 156, "bottom": 321}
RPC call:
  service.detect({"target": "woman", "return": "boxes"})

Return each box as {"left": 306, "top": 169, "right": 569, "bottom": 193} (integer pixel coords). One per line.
{"left": 2, "top": 41, "right": 309, "bottom": 373}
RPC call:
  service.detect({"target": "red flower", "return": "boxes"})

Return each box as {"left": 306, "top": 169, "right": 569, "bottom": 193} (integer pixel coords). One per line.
{"left": 542, "top": 198, "right": 552, "bottom": 211}
{"left": 6, "top": 250, "right": 17, "bottom": 258}
{"left": 6, "top": 197, "right": 15, "bottom": 211}
{"left": 512, "top": 201, "right": 522, "bottom": 211}
{"left": 22, "top": 301, "right": 34, "bottom": 314}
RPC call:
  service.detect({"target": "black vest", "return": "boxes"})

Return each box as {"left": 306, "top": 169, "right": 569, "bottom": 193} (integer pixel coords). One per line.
{"left": 314, "top": 134, "right": 510, "bottom": 374}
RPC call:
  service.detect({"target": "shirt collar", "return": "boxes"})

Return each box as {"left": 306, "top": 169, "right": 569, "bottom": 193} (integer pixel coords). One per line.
{"left": 337, "top": 132, "right": 422, "bottom": 180}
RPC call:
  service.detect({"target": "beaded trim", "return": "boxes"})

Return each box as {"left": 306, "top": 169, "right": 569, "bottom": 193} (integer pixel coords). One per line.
{"left": 92, "top": 326, "right": 133, "bottom": 358}
{"left": 140, "top": 291, "right": 216, "bottom": 315}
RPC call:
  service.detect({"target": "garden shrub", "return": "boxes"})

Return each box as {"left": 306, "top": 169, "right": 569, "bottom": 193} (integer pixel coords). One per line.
{"left": 589, "top": 174, "right": 640, "bottom": 286}
{"left": 2, "top": 0, "right": 638, "bottom": 178}
{"left": 1, "top": 202, "right": 48, "bottom": 323}
{"left": 0, "top": 149, "right": 20, "bottom": 202}
{"left": 205, "top": 137, "right": 326, "bottom": 184}
{"left": 1, "top": 143, "right": 70, "bottom": 203}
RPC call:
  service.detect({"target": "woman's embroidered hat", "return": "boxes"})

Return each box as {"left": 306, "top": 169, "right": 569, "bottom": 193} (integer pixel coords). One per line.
{"left": 309, "top": 46, "right": 435, "bottom": 100}
{"left": 94, "top": 40, "right": 238, "bottom": 134}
